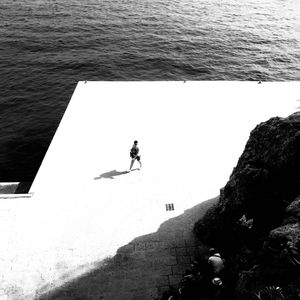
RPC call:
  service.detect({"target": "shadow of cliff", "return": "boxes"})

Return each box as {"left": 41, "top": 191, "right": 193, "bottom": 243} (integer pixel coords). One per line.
{"left": 36, "top": 197, "right": 218, "bottom": 300}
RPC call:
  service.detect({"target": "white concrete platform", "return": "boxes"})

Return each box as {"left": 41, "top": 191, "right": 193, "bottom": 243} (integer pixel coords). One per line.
{"left": 0, "top": 81, "right": 299, "bottom": 299}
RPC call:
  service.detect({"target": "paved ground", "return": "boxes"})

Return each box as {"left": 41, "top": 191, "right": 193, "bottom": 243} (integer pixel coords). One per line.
{"left": 0, "top": 82, "right": 298, "bottom": 299}
{"left": 38, "top": 198, "right": 217, "bottom": 300}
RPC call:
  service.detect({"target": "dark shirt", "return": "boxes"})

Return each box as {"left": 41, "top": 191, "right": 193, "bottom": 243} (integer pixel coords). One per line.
{"left": 130, "top": 146, "right": 139, "bottom": 157}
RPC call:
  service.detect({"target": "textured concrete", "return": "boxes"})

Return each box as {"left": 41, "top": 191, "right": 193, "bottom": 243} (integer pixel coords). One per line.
{"left": 38, "top": 198, "right": 217, "bottom": 300}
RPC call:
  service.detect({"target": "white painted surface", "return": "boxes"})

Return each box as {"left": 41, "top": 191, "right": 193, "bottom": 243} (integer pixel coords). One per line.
{"left": 0, "top": 81, "right": 299, "bottom": 299}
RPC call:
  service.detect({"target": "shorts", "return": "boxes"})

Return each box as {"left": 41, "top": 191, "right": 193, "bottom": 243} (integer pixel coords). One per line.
{"left": 130, "top": 154, "right": 141, "bottom": 161}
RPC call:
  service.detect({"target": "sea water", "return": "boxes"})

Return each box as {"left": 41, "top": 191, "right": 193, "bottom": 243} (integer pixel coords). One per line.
{"left": 0, "top": 0, "right": 300, "bottom": 181}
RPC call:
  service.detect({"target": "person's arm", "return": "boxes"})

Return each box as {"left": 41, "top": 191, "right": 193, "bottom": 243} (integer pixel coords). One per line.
{"left": 133, "top": 147, "right": 139, "bottom": 158}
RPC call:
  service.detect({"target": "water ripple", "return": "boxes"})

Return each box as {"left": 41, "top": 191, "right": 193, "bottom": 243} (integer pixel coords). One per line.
{"left": 0, "top": 0, "right": 300, "bottom": 180}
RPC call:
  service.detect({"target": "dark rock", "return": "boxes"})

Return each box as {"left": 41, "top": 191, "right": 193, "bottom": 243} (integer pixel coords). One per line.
{"left": 285, "top": 196, "right": 300, "bottom": 221}
{"left": 270, "top": 223, "right": 300, "bottom": 253}
{"left": 194, "top": 113, "right": 300, "bottom": 299}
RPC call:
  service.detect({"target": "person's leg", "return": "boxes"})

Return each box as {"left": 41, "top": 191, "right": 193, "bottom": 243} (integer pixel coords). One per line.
{"left": 137, "top": 156, "right": 142, "bottom": 169}
{"left": 129, "top": 158, "right": 135, "bottom": 170}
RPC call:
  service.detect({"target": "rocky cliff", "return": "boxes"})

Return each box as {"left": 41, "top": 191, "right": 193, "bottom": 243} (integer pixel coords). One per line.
{"left": 194, "top": 113, "right": 300, "bottom": 299}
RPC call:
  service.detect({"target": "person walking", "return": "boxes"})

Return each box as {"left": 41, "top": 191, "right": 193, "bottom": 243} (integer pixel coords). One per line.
{"left": 129, "top": 140, "right": 142, "bottom": 171}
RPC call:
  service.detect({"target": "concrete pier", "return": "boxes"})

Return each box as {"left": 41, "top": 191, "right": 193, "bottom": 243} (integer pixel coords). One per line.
{"left": 0, "top": 81, "right": 298, "bottom": 299}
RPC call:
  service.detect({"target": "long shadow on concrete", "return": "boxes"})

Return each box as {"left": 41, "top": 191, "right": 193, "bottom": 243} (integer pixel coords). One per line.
{"left": 94, "top": 170, "right": 130, "bottom": 180}
{"left": 36, "top": 197, "right": 218, "bottom": 300}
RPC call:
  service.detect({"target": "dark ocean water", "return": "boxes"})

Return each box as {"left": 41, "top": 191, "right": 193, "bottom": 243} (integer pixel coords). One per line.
{"left": 1, "top": 0, "right": 300, "bottom": 181}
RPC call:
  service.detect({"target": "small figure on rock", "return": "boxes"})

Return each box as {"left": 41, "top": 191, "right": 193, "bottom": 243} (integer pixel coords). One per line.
{"left": 129, "top": 140, "right": 142, "bottom": 171}
{"left": 208, "top": 248, "right": 225, "bottom": 278}
{"left": 210, "top": 277, "right": 223, "bottom": 299}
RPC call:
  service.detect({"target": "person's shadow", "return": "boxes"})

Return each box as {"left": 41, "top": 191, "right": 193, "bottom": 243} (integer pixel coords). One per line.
{"left": 94, "top": 170, "right": 130, "bottom": 180}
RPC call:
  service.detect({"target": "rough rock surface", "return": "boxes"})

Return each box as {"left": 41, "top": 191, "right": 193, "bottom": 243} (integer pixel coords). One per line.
{"left": 194, "top": 113, "right": 300, "bottom": 299}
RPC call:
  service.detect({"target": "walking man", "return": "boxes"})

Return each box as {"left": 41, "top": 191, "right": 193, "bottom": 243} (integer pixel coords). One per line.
{"left": 129, "top": 140, "right": 142, "bottom": 171}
